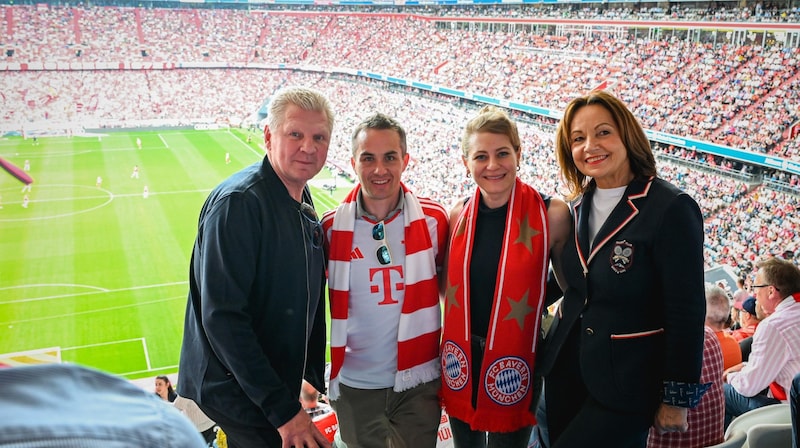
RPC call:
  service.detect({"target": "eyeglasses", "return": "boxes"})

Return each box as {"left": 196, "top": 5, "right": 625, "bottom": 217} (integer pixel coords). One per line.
{"left": 372, "top": 221, "right": 392, "bottom": 265}
{"left": 749, "top": 284, "right": 776, "bottom": 292}
{"left": 299, "top": 202, "right": 323, "bottom": 249}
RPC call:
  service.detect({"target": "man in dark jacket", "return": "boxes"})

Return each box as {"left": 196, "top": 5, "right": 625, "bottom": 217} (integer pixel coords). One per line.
{"left": 178, "top": 86, "right": 335, "bottom": 448}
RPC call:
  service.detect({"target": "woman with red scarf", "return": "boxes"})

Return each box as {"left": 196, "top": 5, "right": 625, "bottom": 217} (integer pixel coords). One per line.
{"left": 440, "top": 106, "right": 571, "bottom": 447}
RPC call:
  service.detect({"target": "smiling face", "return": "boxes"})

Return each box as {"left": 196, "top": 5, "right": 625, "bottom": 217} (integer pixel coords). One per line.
{"left": 463, "top": 132, "right": 520, "bottom": 209}
{"left": 352, "top": 128, "right": 409, "bottom": 218}
{"left": 569, "top": 104, "right": 633, "bottom": 189}
{"left": 264, "top": 104, "right": 332, "bottom": 201}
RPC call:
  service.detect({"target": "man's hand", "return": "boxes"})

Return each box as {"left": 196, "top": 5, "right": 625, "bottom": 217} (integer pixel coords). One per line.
{"left": 653, "top": 403, "right": 688, "bottom": 435}
{"left": 723, "top": 362, "right": 745, "bottom": 382}
{"left": 277, "top": 409, "right": 332, "bottom": 448}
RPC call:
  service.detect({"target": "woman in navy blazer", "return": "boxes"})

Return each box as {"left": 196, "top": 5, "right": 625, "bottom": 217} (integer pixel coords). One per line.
{"left": 537, "top": 91, "right": 709, "bottom": 448}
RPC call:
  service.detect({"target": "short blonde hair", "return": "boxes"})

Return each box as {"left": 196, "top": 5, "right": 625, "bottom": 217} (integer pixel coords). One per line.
{"left": 460, "top": 106, "right": 521, "bottom": 159}
{"left": 267, "top": 86, "right": 335, "bottom": 133}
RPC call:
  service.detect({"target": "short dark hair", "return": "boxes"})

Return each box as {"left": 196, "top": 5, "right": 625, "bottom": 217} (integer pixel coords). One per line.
{"left": 351, "top": 113, "right": 407, "bottom": 156}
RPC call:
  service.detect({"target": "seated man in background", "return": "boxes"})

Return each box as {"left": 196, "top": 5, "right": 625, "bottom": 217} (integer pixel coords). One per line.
{"left": 723, "top": 257, "right": 800, "bottom": 428}
{"left": 731, "top": 296, "right": 761, "bottom": 342}
{"left": 706, "top": 284, "right": 743, "bottom": 370}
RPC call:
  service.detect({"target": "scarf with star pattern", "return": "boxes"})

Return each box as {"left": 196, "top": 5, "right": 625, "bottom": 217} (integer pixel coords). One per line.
{"left": 440, "top": 177, "right": 549, "bottom": 432}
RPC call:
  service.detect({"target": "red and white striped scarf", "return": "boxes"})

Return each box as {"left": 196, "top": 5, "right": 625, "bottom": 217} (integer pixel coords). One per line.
{"left": 325, "top": 183, "right": 442, "bottom": 400}
{"left": 441, "top": 178, "right": 549, "bottom": 432}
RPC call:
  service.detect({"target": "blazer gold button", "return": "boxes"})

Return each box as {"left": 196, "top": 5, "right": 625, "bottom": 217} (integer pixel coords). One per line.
{"left": 585, "top": 328, "right": 594, "bottom": 336}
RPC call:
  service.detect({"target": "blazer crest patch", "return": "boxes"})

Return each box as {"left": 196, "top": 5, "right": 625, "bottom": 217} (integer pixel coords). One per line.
{"left": 610, "top": 240, "right": 634, "bottom": 274}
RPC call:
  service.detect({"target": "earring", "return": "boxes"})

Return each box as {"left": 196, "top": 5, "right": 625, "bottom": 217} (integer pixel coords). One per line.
{"left": 516, "top": 165, "right": 521, "bottom": 171}
{"left": 466, "top": 171, "right": 472, "bottom": 178}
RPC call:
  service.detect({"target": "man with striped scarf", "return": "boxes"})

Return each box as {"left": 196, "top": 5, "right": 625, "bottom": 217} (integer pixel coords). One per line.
{"left": 322, "top": 113, "right": 449, "bottom": 448}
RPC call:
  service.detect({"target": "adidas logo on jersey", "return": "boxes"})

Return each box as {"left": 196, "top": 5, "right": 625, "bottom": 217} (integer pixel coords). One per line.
{"left": 350, "top": 247, "right": 365, "bottom": 260}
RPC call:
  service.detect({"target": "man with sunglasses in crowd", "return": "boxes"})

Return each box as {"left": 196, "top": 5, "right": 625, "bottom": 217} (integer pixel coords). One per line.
{"left": 179, "top": 86, "right": 334, "bottom": 448}
{"left": 322, "top": 113, "right": 449, "bottom": 447}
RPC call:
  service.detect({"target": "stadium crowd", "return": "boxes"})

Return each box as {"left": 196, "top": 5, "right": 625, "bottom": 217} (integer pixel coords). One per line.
{"left": 2, "top": 5, "right": 800, "bottom": 161}
{"left": 1, "top": 4, "right": 799, "bottom": 280}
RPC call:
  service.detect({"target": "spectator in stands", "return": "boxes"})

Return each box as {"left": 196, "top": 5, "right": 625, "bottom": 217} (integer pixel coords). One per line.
{"left": 730, "top": 277, "right": 749, "bottom": 331}
{"left": 177, "top": 86, "right": 334, "bottom": 448}
{"left": 155, "top": 374, "right": 177, "bottom": 402}
{"left": 440, "top": 105, "right": 570, "bottom": 447}
{"left": 723, "top": 256, "right": 800, "bottom": 427}
{"left": 538, "top": 91, "right": 708, "bottom": 448}
{"left": 647, "top": 325, "right": 725, "bottom": 448}
{"left": 0, "top": 363, "right": 206, "bottom": 447}
{"left": 731, "top": 296, "right": 761, "bottom": 342}
{"left": 174, "top": 395, "right": 217, "bottom": 447}
{"left": 322, "top": 113, "right": 447, "bottom": 448}
{"left": 705, "top": 284, "right": 743, "bottom": 370}
{"left": 738, "top": 298, "right": 770, "bottom": 362}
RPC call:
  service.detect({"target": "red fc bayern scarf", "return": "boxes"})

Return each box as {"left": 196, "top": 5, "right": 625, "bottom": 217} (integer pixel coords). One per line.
{"left": 326, "top": 183, "right": 441, "bottom": 400}
{"left": 441, "top": 177, "right": 549, "bottom": 432}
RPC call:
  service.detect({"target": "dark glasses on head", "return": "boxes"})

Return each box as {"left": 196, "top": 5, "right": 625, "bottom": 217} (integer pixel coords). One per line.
{"left": 372, "top": 221, "right": 392, "bottom": 265}
{"left": 299, "top": 202, "right": 322, "bottom": 249}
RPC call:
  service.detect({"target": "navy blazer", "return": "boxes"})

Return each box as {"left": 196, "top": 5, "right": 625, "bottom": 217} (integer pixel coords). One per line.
{"left": 538, "top": 177, "right": 705, "bottom": 415}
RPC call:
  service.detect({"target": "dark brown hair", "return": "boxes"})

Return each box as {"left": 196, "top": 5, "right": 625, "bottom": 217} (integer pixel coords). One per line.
{"left": 555, "top": 91, "right": 656, "bottom": 200}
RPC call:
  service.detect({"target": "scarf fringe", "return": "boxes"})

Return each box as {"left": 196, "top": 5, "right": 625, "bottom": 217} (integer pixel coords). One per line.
{"left": 393, "top": 359, "right": 441, "bottom": 393}
{"left": 328, "top": 378, "right": 341, "bottom": 401}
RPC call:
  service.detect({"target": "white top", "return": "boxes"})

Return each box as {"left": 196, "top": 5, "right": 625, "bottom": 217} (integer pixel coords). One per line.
{"left": 173, "top": 395, "right": 216, "bottom": 432}
{"left": 339, "top": 211, "right": 406, "bottom": 389}
{"left": 728, "top": 297, "right": 800, "bottom": 398}
{"left": 589, "top": 185, "right": 627, "bottom": 244}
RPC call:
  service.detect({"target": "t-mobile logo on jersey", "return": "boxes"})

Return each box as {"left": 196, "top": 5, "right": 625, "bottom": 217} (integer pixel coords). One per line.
{"left": 369, "top": 266, "right": 404, "bottom": 305}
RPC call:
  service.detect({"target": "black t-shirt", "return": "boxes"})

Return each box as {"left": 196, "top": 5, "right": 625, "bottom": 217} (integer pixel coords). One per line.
{"left": 468, "top": 192, "right": 551, "bottom": 338}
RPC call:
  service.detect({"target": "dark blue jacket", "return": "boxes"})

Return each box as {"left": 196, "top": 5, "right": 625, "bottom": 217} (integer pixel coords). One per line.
{"left": 538, "top": 177, "right": 705, "bottom": 415}
{"left": 178, "top": 156, "right": 327, "bottom": 440}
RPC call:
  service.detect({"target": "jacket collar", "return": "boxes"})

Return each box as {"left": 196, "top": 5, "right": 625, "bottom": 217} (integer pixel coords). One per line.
{"left": 573, "top": 177, "right": 654, "bottom": 274}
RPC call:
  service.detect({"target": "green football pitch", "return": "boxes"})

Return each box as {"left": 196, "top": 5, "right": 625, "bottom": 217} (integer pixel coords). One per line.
{"left": 0, "top": 128, "right": 351, "bottom": 380}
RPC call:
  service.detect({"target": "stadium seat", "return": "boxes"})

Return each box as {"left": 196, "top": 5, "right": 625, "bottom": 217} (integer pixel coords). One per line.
{"left": 725, "top": 404, "right": 791, "bottom": 443}
{"left": 743, "top": 422, "right": 793, "bottom": 448}
{"left": 705, "top": 429, "right": 746, "bottom": 448}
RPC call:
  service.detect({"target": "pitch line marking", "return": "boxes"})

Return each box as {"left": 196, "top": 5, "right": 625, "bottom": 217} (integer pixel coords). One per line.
{"left": 62, "top": 337, "right": 145, "bottom": 351}
{"left": 0, "top": 295, "right": 186, "bottom": 326}
{"left": 1, "top": 281, "right": 188, "bottom": 305}
{"left": 0, "top": 283, "right": 109, "bottom": 292}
